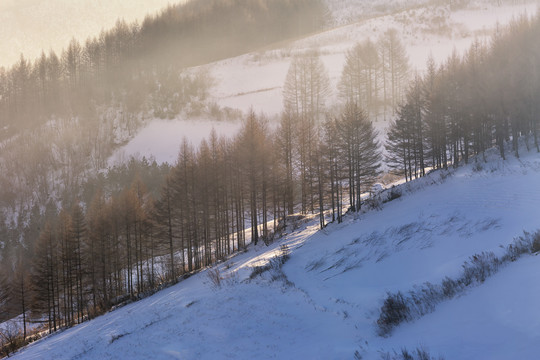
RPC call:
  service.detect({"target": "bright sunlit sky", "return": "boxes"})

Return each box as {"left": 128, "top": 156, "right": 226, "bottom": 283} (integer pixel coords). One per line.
{"left": 0, "top": 0, "right": 175, "bottom": 68}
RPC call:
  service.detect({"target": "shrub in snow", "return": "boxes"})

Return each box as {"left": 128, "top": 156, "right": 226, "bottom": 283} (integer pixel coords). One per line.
{"left": 277, "top": 214, "right": 307, "bottom": 233}
{"left": 0, "top": 321, "right": 34, "bottom": 358}
{"left": 472, "top": 161, "right": 484, "bottom": 173}
{"left": 502, "top": 232, "right": 535, "bottom": 262}
{"left": 364, "top": 196, "right": 383, "bottom": 211}
{"left": 206, "top": 268, "right": 222, "bottom": 289}
{"left": 461, "top": 252, "right": 499, "bottom": 285}
{"left": 532, "top": 232, "right": 540, "bottom": 253}
{"left": 380, "top": 346, "right": 444, "bottom": 360}
{"left": 376, "top": 231, "right": 539, "bottom": 336}
{"left": 206, "top": 267, "right": 238, "bottom": 289}
{"left": 249, "top": 244, "right": 291, "bottom": 284}
{"left": 377, "top": 291, "right": 410, "bottom": 336}
{"left": 371, "top": 183, "right": 384, "bottom": 194}
{"left": 249, "top": 265, "right": 271, "bottom": 280}
{"left": 440, "top": 277, "right": 460, "bottom": 298}
{"left": 382, "top": 186, "right": 402, "bottom": 203}
{"left": 277, "top": 244, "right": 290, "bottom": 262}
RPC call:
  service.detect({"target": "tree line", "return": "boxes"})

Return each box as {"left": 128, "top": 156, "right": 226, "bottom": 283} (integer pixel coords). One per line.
{"left": 0, "top": 0, "right": 326, "bottom": 135}
{"left": 0, "top": 97, "right": 381, "bottom": 343}
{"left": 386, "top": 14, "right": 540, "bottom": 180}
{"left": 0, "top": 0, "right": 327, "bottom": 310}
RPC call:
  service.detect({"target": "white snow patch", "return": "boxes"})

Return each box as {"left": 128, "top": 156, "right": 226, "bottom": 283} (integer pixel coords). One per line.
{"left": 110, "top": 118, "right": 242, "bottom": 165}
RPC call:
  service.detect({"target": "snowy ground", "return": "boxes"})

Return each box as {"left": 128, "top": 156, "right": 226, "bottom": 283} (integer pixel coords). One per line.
{"left": 110, "top": 118, "right": 242, "bottom": 165}
{"left": 12, "top": 144, "right": 540, "bottom": 359}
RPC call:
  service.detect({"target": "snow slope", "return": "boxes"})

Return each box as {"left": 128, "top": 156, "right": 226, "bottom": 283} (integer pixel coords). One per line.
{"left": 12, "top": 144, "right": 540, "bottom": 359}
{"left": 208, "top": 0, "right": 539, "bottom": 118}
{"left": 110, "top": 118, "right": 242, "bottom": 165}
{"left": 386, "top": 255, "right": 540, "bottom": 359}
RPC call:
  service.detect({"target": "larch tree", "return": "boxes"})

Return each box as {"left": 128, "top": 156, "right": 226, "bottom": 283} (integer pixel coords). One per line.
{"left": 86, "top": 190, "right": 114, "bottom": 311}
{"left": 236, "top": 111, "right": 268, "bottom": 245}
{"left": 379, "top": 29, "right": 409, "bottom": 115}
{"left": 336, "top": 103, "right": 381, "bottom": 212}
{"left": 70, "top": 203, "right": 86, "bottom": 323}
{"left": 339, "top": 40, "right": 381, "bottom": 118}
{"left": 11, "top": 251, "right": 31, "bottom": 339}
{"left": 31, "top": 223, "right": 58, "bottom": 332}
{"left": 0, "top": 262, "right": 12, "bottom": 322}
{"left": 283, "top": 51, "right": 330, "bottom": 213}
{"left": 153, "top": 174, "right": 178, "bottom": 281}
{"left": 275, "top": 111, "right": 296, "bottom": 216}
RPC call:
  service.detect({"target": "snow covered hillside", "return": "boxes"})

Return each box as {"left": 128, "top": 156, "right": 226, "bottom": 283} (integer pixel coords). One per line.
{"left": 12, "top": 144, "right": 540, "bottom": 359}
{"left": 208, "top": 0, "right": 538, "bottom": 118}
{"left": 114, "top": 0, "right": 538, "bottom": 163}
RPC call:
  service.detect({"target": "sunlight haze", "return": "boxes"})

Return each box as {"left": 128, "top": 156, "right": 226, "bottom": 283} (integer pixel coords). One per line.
{"left": 0, "top": 0, "right": 174, "bottom": 68}
{"left": 3, "top": 1, "right": 540, "bottom": 359}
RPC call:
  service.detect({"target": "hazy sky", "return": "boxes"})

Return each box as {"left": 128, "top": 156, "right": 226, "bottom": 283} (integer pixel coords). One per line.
{"left": 0, "top": 0, "right": 175, "bottom": 68}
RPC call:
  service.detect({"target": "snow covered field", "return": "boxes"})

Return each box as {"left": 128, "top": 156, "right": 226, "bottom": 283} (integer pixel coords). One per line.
{"left": 12, "top": 144, "right": 540, "bottom": 359}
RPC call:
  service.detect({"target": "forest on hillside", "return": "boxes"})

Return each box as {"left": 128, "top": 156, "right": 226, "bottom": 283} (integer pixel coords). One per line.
{"left": 0, "top": 0, "right": 325, "bottom": 132}
{"left": 2, "top": 1, "right": 540, "bottom": 356}
{"left": 387, "top": 14, "right": 540, "bottom": 180}
{"left": 0, "top": 0, "right": 326, "bottom": 305}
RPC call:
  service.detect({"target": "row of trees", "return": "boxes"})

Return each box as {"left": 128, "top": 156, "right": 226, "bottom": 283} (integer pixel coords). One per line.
{"left": 386, "top": 14, "right": 540, "bottom": 180}
{"left": 0, "top": 158, "right": 170, "bottom": 329}
{"left": 0, "top": 0, "right": 328, "bottom": 302}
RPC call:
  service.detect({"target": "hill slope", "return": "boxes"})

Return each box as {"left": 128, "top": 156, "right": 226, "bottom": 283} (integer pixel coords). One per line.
{"left": 114, "top": 0, "right": 538, "bottom": 162}
{"left": 11, "top": 144, "right": 540, "bottom": 359}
